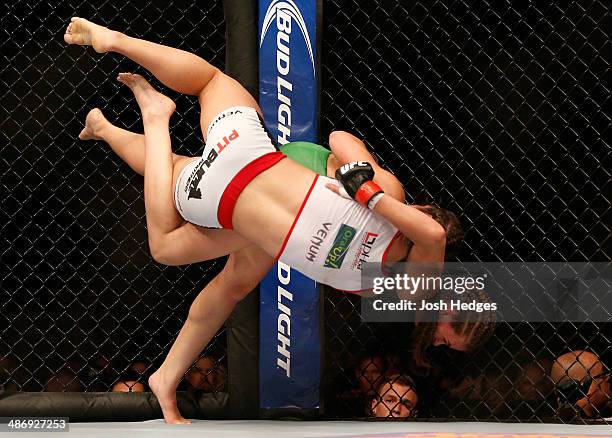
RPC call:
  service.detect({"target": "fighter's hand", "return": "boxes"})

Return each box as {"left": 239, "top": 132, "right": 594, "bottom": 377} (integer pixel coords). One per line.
{"left": 332, "top": 161, "right": 385, "bottom": 209}
{"left": 325, "top": 182, "right": 350, "bottom": 199}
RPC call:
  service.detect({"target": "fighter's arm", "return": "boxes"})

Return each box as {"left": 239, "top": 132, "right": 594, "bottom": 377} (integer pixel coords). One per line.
{"left": 374, "top": 196, "right": 446, "bottom": 257}
{"left": 327, "top": 131, "right": 405, "bottom": 202}
{"left": 375, "top": 197, "right": 445, "bottom": 304}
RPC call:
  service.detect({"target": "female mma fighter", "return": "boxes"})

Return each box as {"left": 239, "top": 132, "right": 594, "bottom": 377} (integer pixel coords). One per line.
{"left": 81, "top": 104, "right": 478, "bottom": 423}
{"left": 65, "top": 18, "right": 490, "bottom": 424}
{"left": 65, "top": 17, "right": 447, "bottom": 290}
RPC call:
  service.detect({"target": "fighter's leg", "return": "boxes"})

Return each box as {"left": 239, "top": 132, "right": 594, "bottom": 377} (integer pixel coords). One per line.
{"left": 65, "top": 18, "right": 217, "bottom": 96}
{"left": 149, "top": 245, "right": 275, "bottom": 423}
{"left": 65, "top": 17, "right": 261, "bottom": 146}
{"left": 80, "top": 105, "right": 251, "bottom": 263}
{"left": 114, "top": 72, "right": 246, "bottom": 263}
{"left": 196, "top": 69, "right": 261, "bottom": 140}
{"left": 80, "top": 107, "right": 187, "bottom": 175}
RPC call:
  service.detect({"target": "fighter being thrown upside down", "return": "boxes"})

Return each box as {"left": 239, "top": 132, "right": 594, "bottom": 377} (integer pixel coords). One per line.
{"left": 65, "top": 17, "right": 467, "bottom": 423}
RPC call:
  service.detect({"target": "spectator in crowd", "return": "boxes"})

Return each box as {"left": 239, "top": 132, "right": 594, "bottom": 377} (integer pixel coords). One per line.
{"left": 355, "top": 355, "right": 387, "bottom": 398}
{"left": 130, "top": 359, "right": 150, "bottom": 377}
{"left": 551, "top": 350, "right": 611, "bottom": 419}
{"left": 371, "top": 374, "right": 418, "bottom": 419}
{"left": 112, "top": 380, "right": 147, "bottom": 392}
{"left": 111, "top": 370, "right": 149, "bottom": 392}
{"left": 87, "top": 353, "right": 115, "bottom": 390}
{"left": 447, "top": 373, "right": 485, "bottom": 400}
{"left": 514, "top": 357, "right": 553, "bottom": 401}
{"left": 481, "top": 372, "right": 513, "bottom": 415}
{"left": 384, "top": 354, "right": 401, "bottom": 377}
{"left": 0, "top": 356, "right": 22, "bottom": 391}
{"left": 45, "top": 368, "right": 83, "bottom": 392}
{"left": 185, "top": 356, "right": 227, "bottom": 393}
{"left": 332, "top": 354, "right": 390, "bottom": 417}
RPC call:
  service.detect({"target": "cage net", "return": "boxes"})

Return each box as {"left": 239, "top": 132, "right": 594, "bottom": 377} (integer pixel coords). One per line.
{"left": 1, "top": 1, "right": 228, "bottom": 394}
{"left": 1, "top": 0, "right": 610, "bottom": 424}
{"left": 320, "top": 0, "right": 610, "bottom": 423}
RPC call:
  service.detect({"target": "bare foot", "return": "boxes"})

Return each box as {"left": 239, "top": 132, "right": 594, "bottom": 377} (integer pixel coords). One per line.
{"left": 64, "top": 17, "right": 117, "bottom": 53}
{"left": 79, "top": 108, "right": 108, "bottom": 140}
{"left": 149, "top": 370, "right": 191, "bottom": 424}
{"left": 116, "top": 73, "right": 176, "bottom": 120}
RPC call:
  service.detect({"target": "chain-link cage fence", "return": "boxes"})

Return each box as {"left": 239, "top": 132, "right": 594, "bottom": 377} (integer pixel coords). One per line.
{"left": 1, "top": 0, "right": 610, "bottom": 425}
{"left": 1, "top": 1, "right": 229, "bottom": 394}
{"left": 320, "top": 0, "right": 610, "bottom": 423}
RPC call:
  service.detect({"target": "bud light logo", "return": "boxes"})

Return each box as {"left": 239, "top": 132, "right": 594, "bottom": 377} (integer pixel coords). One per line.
{"left": 259, "top": 0, "right": 317, "bottom": 145}
{"left": 260, "top": 0, "right": 315, "bottom": 70}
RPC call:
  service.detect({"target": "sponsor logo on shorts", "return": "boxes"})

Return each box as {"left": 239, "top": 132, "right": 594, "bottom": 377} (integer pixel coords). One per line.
{"left": 208, "top": 109, "right": 243, "bottom": 134}
{"left": 185, "top": 129, "right": 240, "bottom": 200}
{"left": 324, "top": 223, "right": 357, "bottom": 269}
{"left": 351, "top": 232, "right": 379, "bottom": 270}
{"left": 306, "top": 222, "right": 332, "bottom": 262}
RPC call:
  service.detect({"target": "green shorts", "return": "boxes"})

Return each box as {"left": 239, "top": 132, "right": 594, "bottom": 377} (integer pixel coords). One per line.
{"left": 280, "top": 141, "right": 330, "bottom": 176}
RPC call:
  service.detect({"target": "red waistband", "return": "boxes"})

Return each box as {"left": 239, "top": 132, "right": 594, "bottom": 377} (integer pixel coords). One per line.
{"left": 217, "top": 152, "right": 286, "bottom": 229}
{"left": 275, "top": 174, "right": 319, "bottom": 260}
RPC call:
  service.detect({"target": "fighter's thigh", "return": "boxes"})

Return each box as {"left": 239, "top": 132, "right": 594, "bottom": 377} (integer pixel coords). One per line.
{"left": 156, "top": 223, "right": 252, "bottom": 266}
{"left": 216, "top": 245, "right": 276, "bottom": 300}
{"left": 197, "top": 71, "right": 262, "bottom": 141}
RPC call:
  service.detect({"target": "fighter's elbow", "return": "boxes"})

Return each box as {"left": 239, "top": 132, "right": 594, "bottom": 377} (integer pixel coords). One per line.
{"left": 329, "top": 130, "right": 352, "bottom": 143}
{"left": 427, "top": 223, "right": 447, "bottom": 249}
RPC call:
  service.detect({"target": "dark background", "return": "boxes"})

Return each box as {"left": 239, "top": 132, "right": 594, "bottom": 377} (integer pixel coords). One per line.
{"left": 319, "top": 0, "right": 610, "bottom": 420}
{"left": 1, "top": 0, "right": 228, "bottom": 390}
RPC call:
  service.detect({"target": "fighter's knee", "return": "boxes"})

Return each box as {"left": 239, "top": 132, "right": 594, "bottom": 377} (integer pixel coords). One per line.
{"left": 149, "top": 240, "right": 170, "bottom": 265}
{"left": 197, "top": 68, "right": 224, "bottom": 101}
{"left": 215, "top": 269, "right": 257, "bottom": 302}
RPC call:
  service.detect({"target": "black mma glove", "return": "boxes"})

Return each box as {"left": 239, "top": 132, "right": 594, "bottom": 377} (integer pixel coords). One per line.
{"left": 335, "top": 161, "right": 384, "bottom": 209}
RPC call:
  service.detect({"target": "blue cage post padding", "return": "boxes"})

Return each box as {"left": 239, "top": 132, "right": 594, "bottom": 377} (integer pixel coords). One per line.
{"left": 258, "top": 0, "right": 321, "bottom": 410}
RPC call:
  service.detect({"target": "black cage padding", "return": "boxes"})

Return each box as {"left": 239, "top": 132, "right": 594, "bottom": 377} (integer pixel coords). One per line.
{"left": 0, "top": 391, "right": 229, "bottom": 421}
{"left": 223, "top": 0, "right": 261, "bottom": 420}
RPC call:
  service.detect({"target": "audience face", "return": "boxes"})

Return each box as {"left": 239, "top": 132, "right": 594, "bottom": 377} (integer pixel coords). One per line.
{"left": 515, "top": 359, "right": 553, "bottom": 400}
{"left": 45, "top": 370, "right": 83, "bottom": 392}
{"left": 385, "top": 354, "right": 400, "bottom": 376}
{"left": 112, "top": 380, "right": 145, "bottom": 392}
{"left": 0, "top": 356, "right": 20, "bottom": 391}
{"left": 186, "top": 357, "right": 226, "bottom": 392}
{"left": 432, "top": 322, "right": 469, "bottom": 351}
{"left": 447, "top": 374, "right": 484, "bottom": 400}
{"left": 371, "top": 378, "right": 418, "bottom": 418}
{"left": 130, "top": 361, "right": 149, "bottom": 375}
{"left": 551, "top": 350, "right": 611, "bottom": 418}
{"left": 355, "top": 356, "right": 385, "bottom": 396}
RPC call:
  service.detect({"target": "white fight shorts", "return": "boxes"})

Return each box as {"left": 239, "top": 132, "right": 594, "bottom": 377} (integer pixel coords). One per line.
{"left": 276, "top": 175, "right": 401, "bottom": 292}
{"left": 174, "top": 106, "right": 285, "bottom": 229}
